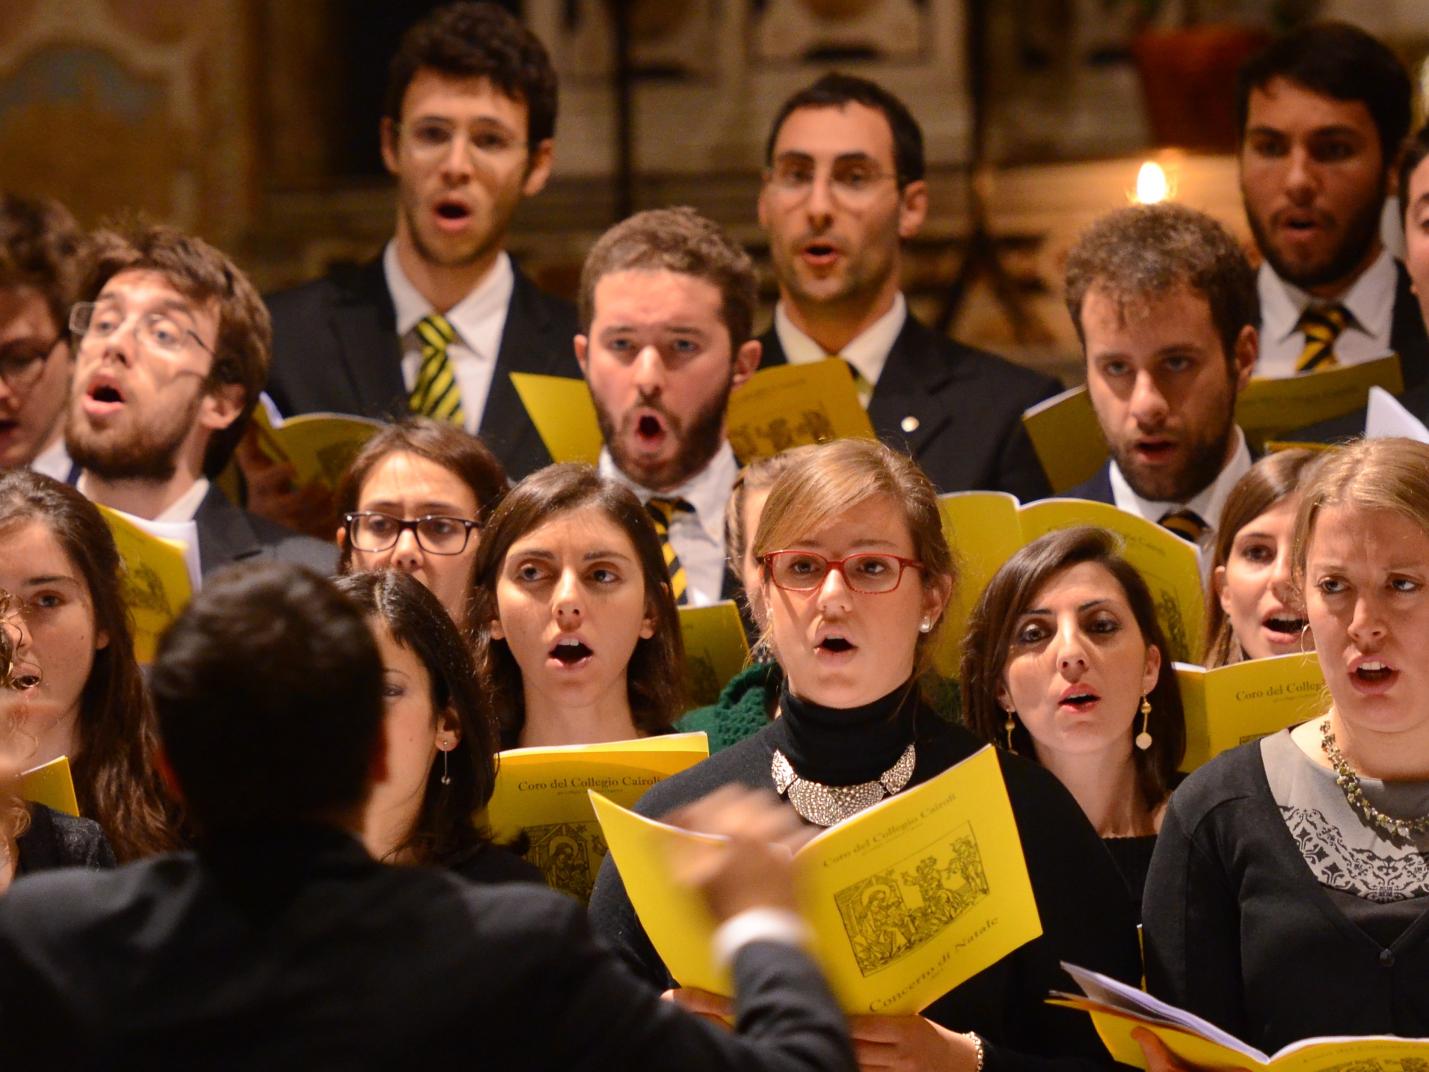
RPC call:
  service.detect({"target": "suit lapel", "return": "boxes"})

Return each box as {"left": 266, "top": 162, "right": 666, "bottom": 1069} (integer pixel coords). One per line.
{"left": 193, "top": 485, "right": 264, "bottom": 576}
{"left": 1390, "top": 260, "right": 1429, "bottom": 391}
{"left": 865, "top": 317, "right": 959, "bottom": 459}
{"left": 332, "top": 260, "right": 406, "bottom": 418}
{"left": 481, "top": 264, "right": 579, "bottom": 476}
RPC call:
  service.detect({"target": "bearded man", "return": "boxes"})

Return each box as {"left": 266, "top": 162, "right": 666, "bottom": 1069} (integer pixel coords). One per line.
{"left": 66, "top": 226, "right": 335, "bottom": 576}
{"left": 575, "top": 207, "right": 760, "bottom": 608}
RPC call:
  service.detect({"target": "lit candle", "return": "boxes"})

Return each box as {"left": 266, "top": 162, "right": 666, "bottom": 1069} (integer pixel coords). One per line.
{"left": 1134, "top": 161, "right": 1170, "bottom": 205}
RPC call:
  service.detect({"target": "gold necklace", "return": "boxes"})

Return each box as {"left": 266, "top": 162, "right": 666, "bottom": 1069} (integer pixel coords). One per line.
{"left": 1320, "top": 718, "right": 1429, "bottom": 841}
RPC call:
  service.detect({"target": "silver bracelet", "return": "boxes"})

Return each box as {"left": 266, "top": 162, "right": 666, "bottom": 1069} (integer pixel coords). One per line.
{"left": 963, "top": 1031, "right": 986, "bottom": 1072}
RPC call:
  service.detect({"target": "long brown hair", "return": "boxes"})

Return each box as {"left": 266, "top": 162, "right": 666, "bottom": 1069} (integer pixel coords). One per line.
{"left": 335, "top": 570, "right": 499, "bottom": 867}
{"left": 0, "top": 470, "right": 180, "bottom": 860}
{"left": 961, "top": 526, "right": 1185, "bottom": 814}
{"left": 468, "top": 464, "right": 685, "bottom": 741}
{"left": 1204, "top": 450, "right": 1316, "bottom": 668}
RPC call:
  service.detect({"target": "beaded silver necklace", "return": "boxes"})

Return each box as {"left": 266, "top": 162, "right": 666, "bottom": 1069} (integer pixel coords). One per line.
{"left": 771, "top": 743, "right": 916, "bottom": 827}
{"left": 1320, "top": 718, "right": 1429, "bottom": 841}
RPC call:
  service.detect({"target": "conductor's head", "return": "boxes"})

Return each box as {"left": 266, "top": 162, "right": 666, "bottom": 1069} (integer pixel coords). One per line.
{"left": 149, "top": 561, "right": 385, "bottom": 835}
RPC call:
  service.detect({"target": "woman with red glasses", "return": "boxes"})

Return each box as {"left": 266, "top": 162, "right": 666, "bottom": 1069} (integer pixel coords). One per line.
{"left": 590, "top": 438, "right": 1139, "bottom": 1072}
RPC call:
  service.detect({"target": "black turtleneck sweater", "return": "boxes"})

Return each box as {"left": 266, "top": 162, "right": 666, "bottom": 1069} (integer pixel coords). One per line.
{"left": 588, "top": 681, "right": 1141, "bottom": 1072}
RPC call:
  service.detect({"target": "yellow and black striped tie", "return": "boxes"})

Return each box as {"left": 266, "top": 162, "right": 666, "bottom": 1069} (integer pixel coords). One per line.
{"left": 408, "top": 313, "right": 465, "bottom": 425}
{"left": 646, "top": 497, "right": 695, "bottom": 605}
{"left": 1159, "top": 507, "right": 1209, "bottom": 546}
{"left": 1295, "top": 304, "right": 1348, "bottom": 374}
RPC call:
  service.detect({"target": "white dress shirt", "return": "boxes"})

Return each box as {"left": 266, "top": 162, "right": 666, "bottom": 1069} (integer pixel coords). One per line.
{"left": 599, "top": 441, "right": 739, "bottom": 608}
{"left": 772, "top": 294, "right": 907, "bottom": 405}
{"left": 1256, "top": 250, "right": 1397, "bottom": 376}
{"left": 28, "top": 435, "right": 72, "bottom": 483}
{"left": 384, "top": 241, "right": 513, "bottom": 434}
{"left": 1108, "top": 428, "right": 1253, "bottom": 576}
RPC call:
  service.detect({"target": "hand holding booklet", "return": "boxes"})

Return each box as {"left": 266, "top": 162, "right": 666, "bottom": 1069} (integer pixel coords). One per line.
{"left": 1054, "top": 962, "right": 1429, "bottom": 1072}
{"left": 593, "top": 745, "right": 1042, "bottom": 1015}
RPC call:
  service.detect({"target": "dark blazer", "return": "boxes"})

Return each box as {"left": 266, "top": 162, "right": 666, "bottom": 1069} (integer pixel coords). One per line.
{"left": 0, "top": 825, "right": 853, "bottom": 1071}
{"left": 14, "top": 803, "right": 114, "bottom": 876}
{"left": 194, "top": 484, "right": 338, "bottom": 577}
{"left": 759, "top": 312, "right": 1061, "bottom": 499}
{"left": 265, "top": 257, "right": 581, "bottom": 481}
{"left": 1063, "top": 462, "right": 1115, "bottom": 505}
{"left": 1279, "top": 261, "right": 1429, "bottom": 442}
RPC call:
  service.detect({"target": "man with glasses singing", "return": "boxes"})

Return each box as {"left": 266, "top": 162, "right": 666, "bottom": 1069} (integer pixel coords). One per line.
{"left": 64, "top": 224, "right": 336, "bottom": 577}
{"left": 755, "top": 73, "right": 1060, "bottom": 499}
{"left": 262, "top": 2, "right": 579, "bottom": 486}
{"left": 0, "top": 195, "right": 84, "bottom": 480}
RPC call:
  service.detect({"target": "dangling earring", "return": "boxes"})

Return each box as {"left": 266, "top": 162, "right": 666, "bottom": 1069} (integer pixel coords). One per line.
{"left": 440, "top": 744, "right": 452, "bottom": 786}
{"left": 1135, "top": 695, "right": 1153, "bottom": 751}
{"left": 1002, "top": 710, "right": 1018, "bottom": 754}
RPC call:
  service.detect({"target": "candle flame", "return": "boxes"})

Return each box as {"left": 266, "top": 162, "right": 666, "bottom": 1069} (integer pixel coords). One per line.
{"left": 1135, "top": 161, "right": 1170, "bottom": 204}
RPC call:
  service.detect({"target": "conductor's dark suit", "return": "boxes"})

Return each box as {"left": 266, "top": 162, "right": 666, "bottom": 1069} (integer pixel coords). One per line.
{"left": 264, "top": 258, "right": 580, "bottom": 481}
{"left": 758, "top": 312, "right": 1061, "bottom": 499}
{"left": 0, "top": 826, "right": 853, "bottom": 1071}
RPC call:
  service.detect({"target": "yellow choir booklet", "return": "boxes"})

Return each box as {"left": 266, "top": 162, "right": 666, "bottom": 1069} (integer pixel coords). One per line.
{"left": 96, "top": 505, "right": 194, "bottom": 663}
{"left": 1019, "top": 356, "right": 1403, "bottom": 492}
{"left": 934, "top": 493, "right": 1204, "bottom": 677}
{"left": 1176, "top": 652, "right": 1326, "bottom": 771}
{"left": 486, "top": 733, "right": 710, "bottom": 902}
{"left": 514, "top": 361, "right": 876, "bottom": 466}
{"left": 19, "top": 755, "right": 79, "bottom": 817}
{"left": 1235, "top": 354, "right": 1403, "bottom": 449}
{"left": 508, "top": 372, "right": 603, "bottom": 465}
{"left": 249, "top": 401, "right": 383, "bottom": 490}
{"left": 1053, "top": 961, "right": 1429, "bottom": 1072}
{"left": 678, "top": 601, "right": 751, "bottom": 708}
{"left": 592, "top": 745, "right": 1042, "bottom": 1015}
{"left": 1020, "top": 387, "right": 1106, "bottom": 494}
{"left": 725, "top": 359, "right": 876, "bottom": 461}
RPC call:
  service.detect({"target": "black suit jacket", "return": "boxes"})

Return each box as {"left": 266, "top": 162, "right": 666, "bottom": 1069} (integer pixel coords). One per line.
{"left": 0, "top": 826, "right": 853, "bottom": 1071}
{"left": 1064, "top": 462, "right": 1115, "bottom": 505}
{"left": 264, "top": 258, "right": 581, "bottom": 481}
{"left": 194, "top": 484, "right": 337, "bottom": 577}
{"left": 1277, "top": 261, "right": 1429, "bottom": 442}
{"left": 759, "top": 312, "right": 1061, "bottom": 498}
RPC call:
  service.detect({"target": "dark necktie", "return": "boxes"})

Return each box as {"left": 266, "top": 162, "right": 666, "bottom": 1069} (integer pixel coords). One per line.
{"left": 646, "top": 497, "right": 696, "bottom": 605}
{"left": 1295, "top": 304, "right": 1349, "bottom": 374}
{"left": 1159, "top": 507, "right": 1209, "bottom": 545}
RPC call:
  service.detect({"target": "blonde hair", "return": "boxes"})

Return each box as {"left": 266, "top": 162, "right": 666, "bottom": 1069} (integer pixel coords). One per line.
{"left": 752, "top": 438, "right": 955, "bottom": 671}
{"left": 1292, "top": 439, "right": 1429, "bottom": 585}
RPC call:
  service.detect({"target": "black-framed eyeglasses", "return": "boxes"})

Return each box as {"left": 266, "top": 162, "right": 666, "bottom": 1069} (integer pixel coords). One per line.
{"left": 761, "top": 550, "right": 924, "bottom": 594}
{"left": 344, "top": 511, "right": 481, "bottom": 555}
{"left": 0, "top": 335, "right": 64, "bottom": 393}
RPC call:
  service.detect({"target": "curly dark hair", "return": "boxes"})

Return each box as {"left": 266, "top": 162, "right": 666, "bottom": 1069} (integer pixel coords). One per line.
{"left": 384, "top": 1, "right": 558, "bottom": 148}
